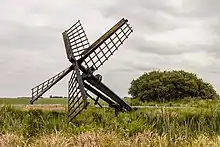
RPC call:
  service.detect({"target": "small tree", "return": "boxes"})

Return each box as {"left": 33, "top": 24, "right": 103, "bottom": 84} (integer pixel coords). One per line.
{"left": 128, "top": 70, "right": 218, "bottom": 101}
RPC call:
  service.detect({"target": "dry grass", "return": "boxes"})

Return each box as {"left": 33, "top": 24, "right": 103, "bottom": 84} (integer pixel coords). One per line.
{"left": 1, "top": 131, "right": 220, "bottom": 147}
{"left": 20, "top": 105, "right": 66, "bottom": 111}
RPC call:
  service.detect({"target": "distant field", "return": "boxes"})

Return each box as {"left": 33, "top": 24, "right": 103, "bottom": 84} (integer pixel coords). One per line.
{"left": 0, "top": 97, "right": 111, "bottom": 106}
{"left": 1, "top": 97, "right": 220, "bottom": 109}
{"left": 0, "top": 98, "right": 67, "bottom": 105}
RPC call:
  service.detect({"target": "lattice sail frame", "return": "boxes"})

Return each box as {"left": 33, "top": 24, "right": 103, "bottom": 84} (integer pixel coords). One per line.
{"left": 62, "top": 20, "right": 90, "bottom": 61}
{"left": 30, "top": 67, "right": 72, "bottom": 104}
{"left": 68, "top": 62, "right": 89, "bottom": 122}
{"left": 81, "top": 20, "right": 133, "bottom": 71}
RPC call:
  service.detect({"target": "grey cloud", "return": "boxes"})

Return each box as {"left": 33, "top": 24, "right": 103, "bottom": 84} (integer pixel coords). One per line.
{"left": 182, "top": 0, "right": 220, "bottom": 17}
{"left": 103, "top": 9, "right": 179, "bottom": 34}
{"left": 100, "top": 0, "right": 220, "bottom": 57}
{"left": 129, "top": 36, "right": 189, "bottom": 55}
{"left": 0, "top": 20, "right": 62, "bottom": 51}
{"left": 101, "top": 0, "right": 187, "bottom": 33}
{"left": 107, "top": 64, "right": 156, "bottom": 73}
{"left": 1, "top": 0, "right": 220, "bottom": 98}
{"left": 101, "top": 0, "right": 220, "bottom": 59}
{"left": 133, "top": 37, "right": 218, "bottom": 56}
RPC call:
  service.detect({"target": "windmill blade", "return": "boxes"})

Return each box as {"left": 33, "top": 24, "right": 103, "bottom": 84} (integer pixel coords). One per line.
{"left": 62, "top": 20, "right": 90, "bottom": 61}
{"left": 78, "top": 18, "right": 133, "bottom": 71}
{"left": 68, "top": 62, "right": 89, "bottom": 122}
{"left": 30, "top": 66, "right": 73, "bottom": 104}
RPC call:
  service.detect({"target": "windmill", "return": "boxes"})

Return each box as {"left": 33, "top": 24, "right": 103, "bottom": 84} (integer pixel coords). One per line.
{"left": 30, "top": 18, "right": 134, "bottom": 122}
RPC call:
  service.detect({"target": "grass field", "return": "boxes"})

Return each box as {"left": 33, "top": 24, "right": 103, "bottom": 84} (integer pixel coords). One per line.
{"left": 1, "top": 97, "right": 220, "bottom": 146}
{"left": 0, "top": 97, "right": 67, "bottom": 105}
{"left": 1, "top": 97, "right": 220, "bottom": 108}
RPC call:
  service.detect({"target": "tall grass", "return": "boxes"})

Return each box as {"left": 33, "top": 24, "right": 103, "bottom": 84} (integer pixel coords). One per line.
{"left": 1, "top": 105, "right": 220, "bottom": 146}
{"left": 1, "top": 105, "right": 220, "bottom": 136}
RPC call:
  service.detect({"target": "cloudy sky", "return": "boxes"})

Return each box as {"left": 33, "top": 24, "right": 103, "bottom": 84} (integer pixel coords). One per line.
{"left": 0, "top": 0, "right": 220, "bottom": 98}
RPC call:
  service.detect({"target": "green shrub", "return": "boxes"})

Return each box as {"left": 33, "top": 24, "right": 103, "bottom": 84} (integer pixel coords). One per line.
{"left": 128, "top": 70, "right": 218, "bottom": 101}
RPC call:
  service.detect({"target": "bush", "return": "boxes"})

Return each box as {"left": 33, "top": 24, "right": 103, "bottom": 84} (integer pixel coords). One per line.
{"left": 128, "top": 70, "right": 218, "bottom": 101}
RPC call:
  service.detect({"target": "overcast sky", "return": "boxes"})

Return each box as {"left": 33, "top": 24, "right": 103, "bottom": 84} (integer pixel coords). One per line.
{"left": 0, "top": 0, "right": 220, "bottom": 98}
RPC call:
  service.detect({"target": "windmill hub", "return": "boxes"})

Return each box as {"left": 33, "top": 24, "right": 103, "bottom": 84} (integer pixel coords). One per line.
{"left": 30, "top": 18, "right": 134, "bottom": 122}
{"left": 94, "top": 74, "right": 102, "bottom": 83}
{"left": 86, "top": 66, "right": 96, "bottom": 74}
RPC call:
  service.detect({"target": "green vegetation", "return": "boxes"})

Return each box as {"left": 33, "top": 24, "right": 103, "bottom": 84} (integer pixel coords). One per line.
{"left": 2, "top": 104, "right": 220, "bottom": 138}
{"left": 1, "top": 101, "right": 220, "bottom": 146}
{"left": 0, "top": 98, "right": 67, "bottom": 105}
{"left": 129, "top": 70, "right": 219, "bottom": 101}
